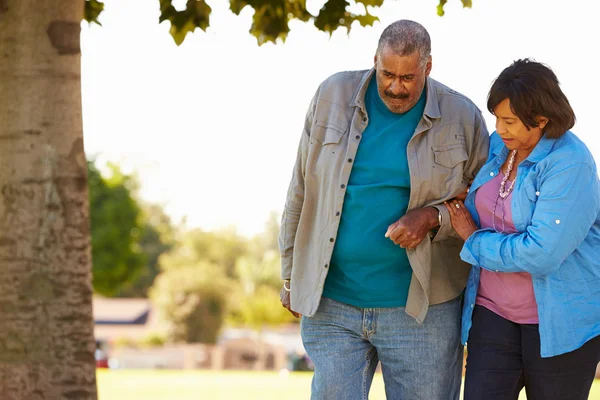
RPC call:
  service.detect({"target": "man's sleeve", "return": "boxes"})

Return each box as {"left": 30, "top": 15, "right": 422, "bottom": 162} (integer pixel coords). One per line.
{"left": 278, "top": 91, "right": 317, "bottom": 280}
{"left": 433, "top": 110, "right": 490, "bottom": 242}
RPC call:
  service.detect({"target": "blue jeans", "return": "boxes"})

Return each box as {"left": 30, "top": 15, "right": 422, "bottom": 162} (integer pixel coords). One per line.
{"left": 301, "top": 296, "right": 463, "bottom": 400}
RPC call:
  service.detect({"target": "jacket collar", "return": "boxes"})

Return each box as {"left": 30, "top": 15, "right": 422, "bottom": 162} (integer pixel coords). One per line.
{"left": 491, "top": 134, "right": 555, "bottom": 164}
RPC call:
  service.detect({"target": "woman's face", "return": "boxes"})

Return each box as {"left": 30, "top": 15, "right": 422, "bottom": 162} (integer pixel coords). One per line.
{"left": 494, "top": 98, "right": 547, "bottom": 155}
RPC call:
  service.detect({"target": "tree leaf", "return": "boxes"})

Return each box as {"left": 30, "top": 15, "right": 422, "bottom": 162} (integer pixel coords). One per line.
{"left": 437, "top": 0, "right": 448, "bottom": 16}
{"left": 355, "top": 0, "right": 384, "bottom": 8}
{"left": 159, "top": 0, "right": 212, "bottom": 46}
{"left": 438, "top": 0, "right": 472, "bottom": 16}
{"left": 83, "top": 0, "right": 104, "bottom": 26}
{"left": 354, "top": 13, "right": 379, "bottom": 28}
{"left": 233, "top": 0, "right": 312, "bottom": 45}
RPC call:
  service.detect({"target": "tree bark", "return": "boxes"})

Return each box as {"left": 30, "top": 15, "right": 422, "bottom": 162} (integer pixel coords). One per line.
{"left": 0, "top": 1, "right": 98, "bottom": 399}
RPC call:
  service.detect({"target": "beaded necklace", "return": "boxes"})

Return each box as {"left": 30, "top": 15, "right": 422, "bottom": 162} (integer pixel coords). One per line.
{"left": 492, "top": 149, "right": 518, "bottom": 233}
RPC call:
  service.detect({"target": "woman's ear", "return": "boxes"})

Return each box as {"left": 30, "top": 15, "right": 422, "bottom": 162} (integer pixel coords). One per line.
{"left": 537, "top": 116, "right": 549, "bottom": 130}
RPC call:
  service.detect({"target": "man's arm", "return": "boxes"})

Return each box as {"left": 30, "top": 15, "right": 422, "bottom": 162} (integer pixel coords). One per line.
{"left": 432, "top": 110, "right": 490, "bottom": 243}
{"left": 278, "top": 91, "right": 317, "bottom": 280}
{"left": 278, "top": 91, "right": 317, "bottom": 319}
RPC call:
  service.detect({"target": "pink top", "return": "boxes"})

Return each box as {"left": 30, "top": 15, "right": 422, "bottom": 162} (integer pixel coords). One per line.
{"left": 474, "top": 173, "right": 539, "bottom": 324}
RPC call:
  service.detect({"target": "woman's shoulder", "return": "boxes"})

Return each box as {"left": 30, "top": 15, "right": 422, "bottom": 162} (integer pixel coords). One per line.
{"left": 546, "top": 131, "right": 596, "bottom": 168}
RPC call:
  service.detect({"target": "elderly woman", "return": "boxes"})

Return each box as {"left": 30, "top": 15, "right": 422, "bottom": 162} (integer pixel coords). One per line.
{"left": 445, "top": 59, "right": 600, "bottom": 400}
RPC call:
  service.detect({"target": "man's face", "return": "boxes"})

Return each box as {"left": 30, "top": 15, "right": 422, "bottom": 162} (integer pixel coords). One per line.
{"left": 374, "top": 46, "right": 432, "bottom": 114}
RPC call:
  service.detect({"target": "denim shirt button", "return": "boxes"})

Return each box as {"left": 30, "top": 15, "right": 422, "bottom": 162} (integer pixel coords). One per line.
{"left": 536, "top": 191, "right": 540, "bottom": 196}
{"left": 555, "top": 219, "right": 561, "bottom": 224}
{"left": 490, "top": 172, "right": 494, "bottom": 176}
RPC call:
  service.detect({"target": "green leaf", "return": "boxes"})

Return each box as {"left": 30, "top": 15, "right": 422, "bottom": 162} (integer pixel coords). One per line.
{"left": 231, "top": 0, "right": 311, "bottom": 45}
{"left": 354, "top": 13, "right": 379, "bottom": 28}
{"left": 355, "top": 0, "right": 384, "bottom": 8}
{"left": 437, "top": 0, "right": 448, "bottom": 16}
{"left": 314, "top": 0, "right": 350, "bottom": 34}
{"left": 159, "top": 0, "right": 212, "bottom": 46}
{"left": 313, "top": 0, "right": 378, "bottom": 37}
{"left": 438, "top": 0, "right": 472, "bottom": 16}
{"left": 83, "top": 0, "right": 104, "bottom": 25}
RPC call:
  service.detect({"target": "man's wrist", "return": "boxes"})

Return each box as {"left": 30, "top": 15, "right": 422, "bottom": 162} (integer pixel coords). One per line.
{"left": 428, "top": 207, "right": 441, "bottom": 230}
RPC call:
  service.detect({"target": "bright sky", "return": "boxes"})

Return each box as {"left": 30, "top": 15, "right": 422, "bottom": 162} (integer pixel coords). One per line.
{"left": 81, "top": 0, "right": 600, "bottom": 236}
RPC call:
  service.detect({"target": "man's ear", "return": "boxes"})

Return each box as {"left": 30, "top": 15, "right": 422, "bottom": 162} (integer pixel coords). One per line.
{"left": 425, "top": 56, "right": 432, "bottom": 76}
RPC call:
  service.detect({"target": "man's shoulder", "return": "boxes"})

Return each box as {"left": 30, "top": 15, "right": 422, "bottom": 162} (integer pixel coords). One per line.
{"left": 429, "top": 78, "right": 482, "bottom": 117}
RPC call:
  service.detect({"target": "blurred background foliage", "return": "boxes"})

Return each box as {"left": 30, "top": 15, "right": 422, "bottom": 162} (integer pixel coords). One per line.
{"left": 88, "top": 161, "right": 293, "bottom": 344}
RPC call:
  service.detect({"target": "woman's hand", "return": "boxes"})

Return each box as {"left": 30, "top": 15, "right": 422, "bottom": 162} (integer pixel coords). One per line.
{"left": 444, "top": 199, "right": 479, "bottom": 241}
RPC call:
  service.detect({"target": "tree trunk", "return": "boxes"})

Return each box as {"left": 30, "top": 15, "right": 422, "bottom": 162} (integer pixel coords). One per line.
{"left": 0, "top": 1, "right": 98, "bottom": 399}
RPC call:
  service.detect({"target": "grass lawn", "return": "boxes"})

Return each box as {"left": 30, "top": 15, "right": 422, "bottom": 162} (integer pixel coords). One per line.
{"left": 97, "top": 370, "right": 600, "bottom": 399}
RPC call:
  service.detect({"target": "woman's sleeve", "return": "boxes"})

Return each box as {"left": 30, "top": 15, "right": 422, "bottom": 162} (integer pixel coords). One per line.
{"left": 460, "top": 161, "right": 599, "bottom": 276}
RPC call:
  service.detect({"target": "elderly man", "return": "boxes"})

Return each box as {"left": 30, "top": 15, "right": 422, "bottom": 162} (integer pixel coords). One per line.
{"left": 279, "top": 20, "right": 489, "bottom": 399}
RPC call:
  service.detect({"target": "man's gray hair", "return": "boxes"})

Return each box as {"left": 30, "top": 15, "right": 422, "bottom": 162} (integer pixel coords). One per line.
{"left": 376, "top": 20, "right": 431, "bottom": 67}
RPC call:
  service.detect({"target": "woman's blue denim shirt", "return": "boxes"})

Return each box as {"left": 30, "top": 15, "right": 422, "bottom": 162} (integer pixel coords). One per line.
{"left": 461, "top": 131, "right": 600, "bottom": 357}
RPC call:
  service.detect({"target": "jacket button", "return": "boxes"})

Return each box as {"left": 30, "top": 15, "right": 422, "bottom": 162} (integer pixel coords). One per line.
{"left": 340, "top": 184, "right": 346, "bottom": 189}
{"left": 355, "top": 135, "right": 361, "bottom": 140}
{"left": 348, "top": 158, "right": 353, "bottom": 163}
{"left": 324, "top": 264, "right": 329, "bottom": 268}
{"left": 329, "top": 238, "right": 334, "bottom": 242}
{"left": 336, "top": 212, "right": 340, "bottom": 216}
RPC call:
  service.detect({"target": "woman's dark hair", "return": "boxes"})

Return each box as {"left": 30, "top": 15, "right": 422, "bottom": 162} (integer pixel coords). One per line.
{"left": 487, "top": 58, "right": 575, "bottom": 138}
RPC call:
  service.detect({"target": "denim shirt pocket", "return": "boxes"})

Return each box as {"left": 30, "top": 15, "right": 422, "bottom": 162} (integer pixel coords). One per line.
{"left": 519, "top": 177, "right": 540, "bottom": 227}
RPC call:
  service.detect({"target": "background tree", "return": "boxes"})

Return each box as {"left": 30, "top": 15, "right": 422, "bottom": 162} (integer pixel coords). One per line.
{"left": 88, "top": 160, "right": 146, "bottom": 296}
{"left": 150, "top": 231, "right": 236, "bottom": 343}
{"left": 116, "top": 203, "right": 175, "bottom": 298}
{"left": 228, "top": 214, "right": 296, "bottom": 327}
{"left": 150, "top": 261, "right": 230, "bottom": 343}
{"left": 184, "top": 228, "right": 248, "bottom": 278}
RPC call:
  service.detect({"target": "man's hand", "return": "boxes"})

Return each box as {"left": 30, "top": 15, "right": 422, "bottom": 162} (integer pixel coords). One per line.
{"left": 385, "top": 207, "right": 438, "bottom": 249}
{"left": 280, "top": 281, "right": 301, "bottom": 318}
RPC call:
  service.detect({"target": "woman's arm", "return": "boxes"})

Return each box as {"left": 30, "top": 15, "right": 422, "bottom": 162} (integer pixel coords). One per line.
{"left": 460, "top": 161, "right": 599, "bottom": 276}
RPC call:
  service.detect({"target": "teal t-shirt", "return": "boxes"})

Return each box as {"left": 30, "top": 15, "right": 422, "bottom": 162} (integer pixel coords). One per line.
{"left": 322, "top": 77, "right": 427, "bottom": 308}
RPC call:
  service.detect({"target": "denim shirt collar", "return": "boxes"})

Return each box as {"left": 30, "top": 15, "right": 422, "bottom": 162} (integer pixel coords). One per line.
{"left": 491, "top": 133, "right": 556, "bottom": 165}
{"left": 351, "top": 70, "right": 440, "bottom": 120}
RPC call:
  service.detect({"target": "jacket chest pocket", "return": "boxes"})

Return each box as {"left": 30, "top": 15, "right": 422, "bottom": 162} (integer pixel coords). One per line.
{"left": 311, "top": 121, "right": 346, "bottom": 145}
{"left": 431, "top": 143, "right": 468, "bottom": 193}
{"left": 307, "top": 121, "right": 348, "bottom": 185}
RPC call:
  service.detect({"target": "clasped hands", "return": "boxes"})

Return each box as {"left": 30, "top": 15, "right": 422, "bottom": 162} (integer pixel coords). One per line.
{"left": 385, "top": 184, "right": 475, "bottom": 248}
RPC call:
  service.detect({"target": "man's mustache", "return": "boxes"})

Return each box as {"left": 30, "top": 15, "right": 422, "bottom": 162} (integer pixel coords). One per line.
{"left": 384, "top": 90, "right": 410, "bottom": 100}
